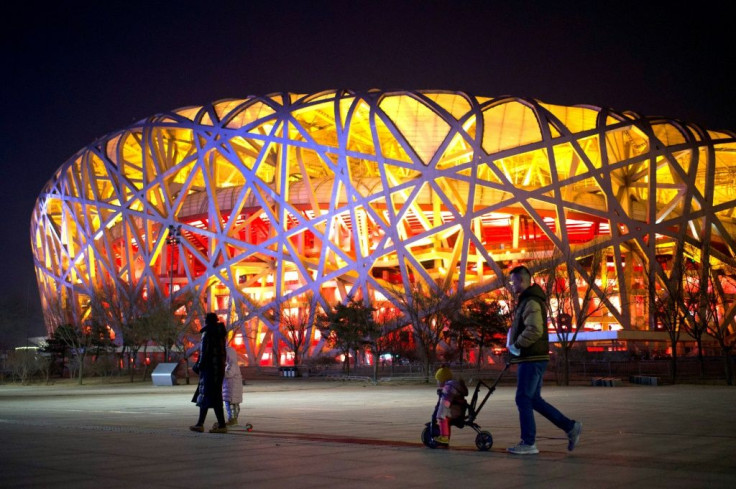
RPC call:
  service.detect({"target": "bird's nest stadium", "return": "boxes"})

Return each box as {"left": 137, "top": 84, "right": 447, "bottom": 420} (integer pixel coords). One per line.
{"left": 31, "top": 89, "right": 736, "bottom": 365}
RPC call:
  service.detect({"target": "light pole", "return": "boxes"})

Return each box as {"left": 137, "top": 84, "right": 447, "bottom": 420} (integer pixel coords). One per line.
{"left": 166, "top": 224, "right": 181, "bottom": 299}
{"left": 166, "top": 224, "right": 182, "bottom": 368}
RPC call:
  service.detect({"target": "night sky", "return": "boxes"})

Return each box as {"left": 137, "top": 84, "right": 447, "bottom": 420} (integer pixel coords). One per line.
{"left": 2, "top": 0, "right": 735, "bottom": 345}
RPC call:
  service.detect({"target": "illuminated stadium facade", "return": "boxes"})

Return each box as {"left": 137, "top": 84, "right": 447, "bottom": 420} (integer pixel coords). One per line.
{"left": 31, "top": 89, "right": 736, "bottom": 365}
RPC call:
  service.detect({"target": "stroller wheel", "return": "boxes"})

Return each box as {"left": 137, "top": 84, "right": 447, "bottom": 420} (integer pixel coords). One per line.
{"left": 475, "top": 430, "right": 493, "bottom": 451}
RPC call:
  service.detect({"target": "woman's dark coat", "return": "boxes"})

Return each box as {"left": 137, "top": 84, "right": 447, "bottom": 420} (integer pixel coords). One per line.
{"left": 191, "top": 319, "right": 227, "bottom": 408}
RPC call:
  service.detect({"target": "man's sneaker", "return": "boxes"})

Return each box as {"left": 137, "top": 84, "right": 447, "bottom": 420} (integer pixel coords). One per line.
{"left": 567, "top": 421, "right": 582, "bottom": 451}
{"left": 189, "top": 425, "right": 204, "bottom": 433}
{"left": 507, "top": 441, "right": 539, "bottom": 455}
{"left": 209, "top": 423, "right": 228, "bottom": 434}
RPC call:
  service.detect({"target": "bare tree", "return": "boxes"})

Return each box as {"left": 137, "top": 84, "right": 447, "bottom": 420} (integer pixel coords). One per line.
{"left": 702, "top": 267, "right": 736, "bottom": 384}
{"left": 121, "top": 315, "right": 153, "bottom": 381}
{"left": 42, "top": 292, "right": 93, "bottom": 384}
{"left": 538, "top": 247, "right": 618, "bottom": 385}
{"left": 360, "top": 300, "right": 399, "bottom": 383}
{"left": 5, "top": 349, "right": 46, "bottom": 384}
{"left": 646, "top": 253, "right": 687, "bottom": 384}
{"left": 444, "top": 303, "right": 475, "bottom": 367}
{"left": 451, "top": 296, "right": 508, "bottom": 369}
{"left": 48, "top": 320, "right": 113, "bottom": 384}
{"left": 86, "top": 281, "right": 148, "bottom": 381}
{"left": 376, "top": 325, "right": 417, "bottom": 374}
{"left": 85, "top": 281, "right": 200, "bottom": 382}
{"left": 387, "top": 280, "right": 464, "bottom": 383}
{"left": 681, "top": 258, "right": 711, "bottom": 377}
{"left": 277, "top": 293, "right": 320, "bottom": 369}
{"left": 150, "top": 291, "right": 200, "bottom": 364}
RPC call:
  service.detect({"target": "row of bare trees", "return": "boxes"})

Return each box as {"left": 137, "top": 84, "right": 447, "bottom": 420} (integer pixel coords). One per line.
{"left": 274, "top": 284, "right": 511, "bottom": 383}
{"left": 41, "top": 281, "right": 200, "bottom": 384}
{"left": 385, "top": 284, "right": 511, "bottom": 382}
{"left": 529, "top": 246, "right": 618, "bottom": 385}
{"left": 272, "top": 294, "right": 412, "bottom": 382}
{"left": 225, "top": 242, "right": 735, "bottom": 386}
{"left": 648, "top": 249, "right": 736, "bottom": 384}
{"left": 525, "top": 241, "right": 736, "bottom": 385}
{"left": 34, "top": 241, "right": 736, "bottom": 386}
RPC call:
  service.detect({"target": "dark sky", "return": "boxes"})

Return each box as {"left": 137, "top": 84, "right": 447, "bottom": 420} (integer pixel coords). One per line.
{"left": 2, "top": 0, "right": 735, "bottom": 343}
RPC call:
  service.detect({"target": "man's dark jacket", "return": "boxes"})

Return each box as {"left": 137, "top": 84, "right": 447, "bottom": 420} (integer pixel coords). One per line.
{"left": 509, "top": 283, "right": 550, "bottom": 363}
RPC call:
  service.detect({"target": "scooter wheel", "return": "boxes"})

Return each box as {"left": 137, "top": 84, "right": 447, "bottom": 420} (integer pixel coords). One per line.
{"left": 421, "top": 426, "right": 434, "bottom": 447}
{"left": 475, "top": 430, "right": 493, "bottom": 451}
{"left": 421, "top": 423, "right": 441, "bottom": 447}
{"left": 245, "top": 423, "right": 254, "bottom": 432}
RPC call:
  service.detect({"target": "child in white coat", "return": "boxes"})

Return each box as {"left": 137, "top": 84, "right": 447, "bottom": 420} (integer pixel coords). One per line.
{"left": 222, "top": 339, "right": 243, "bottom": 425}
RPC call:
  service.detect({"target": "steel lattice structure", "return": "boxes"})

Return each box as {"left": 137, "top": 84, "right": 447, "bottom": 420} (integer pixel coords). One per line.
{"left": 31, "top": 89, "right": 736, "bottom": 364}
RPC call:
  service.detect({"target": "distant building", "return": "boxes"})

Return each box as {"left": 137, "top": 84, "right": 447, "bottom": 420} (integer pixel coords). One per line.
{"left": 31, "top": 90, "right": 736, "bottom": 365}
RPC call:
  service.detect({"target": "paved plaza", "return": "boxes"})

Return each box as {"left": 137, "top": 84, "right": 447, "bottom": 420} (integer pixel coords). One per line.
{"left": 1, "top": 375, "right": 735, "bottom": 488}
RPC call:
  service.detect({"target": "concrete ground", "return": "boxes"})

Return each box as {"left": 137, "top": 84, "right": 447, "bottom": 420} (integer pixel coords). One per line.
{"left": 1, "top": 376, "right": 735, "bottom": 488}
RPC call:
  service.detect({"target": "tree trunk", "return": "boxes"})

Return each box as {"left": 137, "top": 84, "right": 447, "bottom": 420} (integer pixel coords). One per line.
{"left": 723, "top": 347, "right": 734, "bottom": 386}
{"left": 77, "top": 353, "right": 85, "bottom": 385}
{"left": 118, "top": 346, "right": 126, "bottom": 375}
{"left": 562, "top": 345, "right": 570, "bottom": 386}
{"left": 184, "top": 355, "right": 191, "bottom": 385}
{"left": 140, "top": 345, "right": 149, "bottom": 381}
{"left": 129, "top": 349, "right": 140, "bottom": 382}
{"left": 372, "top": 351, "right": 379, "bottom": 383}
{"left": 670, "top": 346, "right": 678, "bottom": 384}
{"left": 425, "top": 343, "right": 439, "bottom": 383}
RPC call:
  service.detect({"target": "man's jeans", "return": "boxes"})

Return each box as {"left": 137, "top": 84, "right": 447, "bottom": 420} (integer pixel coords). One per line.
{"left": 516, "top": 361, "right": 574, "bottom": 445}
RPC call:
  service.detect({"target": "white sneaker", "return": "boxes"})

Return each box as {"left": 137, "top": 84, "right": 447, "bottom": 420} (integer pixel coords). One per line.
{"left": 507, "top": 441, "right": 539, "bottom": 455}
{"left": 567, "top": 421, "right": 582, "bottom": 451}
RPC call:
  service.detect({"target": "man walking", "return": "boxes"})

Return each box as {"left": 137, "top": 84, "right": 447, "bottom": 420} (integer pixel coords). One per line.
{"left": 506, "top": 265, "right": 582, "bottom": 454}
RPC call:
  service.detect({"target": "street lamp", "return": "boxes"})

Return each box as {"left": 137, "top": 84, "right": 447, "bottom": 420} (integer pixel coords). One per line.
{"left": 166, "top": 224, "right": 185, "bottom": 379}
{"left": 167, "top": 224, "right": 181, "bottom": 299}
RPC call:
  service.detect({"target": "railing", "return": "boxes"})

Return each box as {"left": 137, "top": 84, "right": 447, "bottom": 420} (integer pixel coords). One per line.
{"left": 549, "top": 356, "right": 733, "bottom": 383}
{"left": 241, "top": 356, "right": 734, "bottom": 384}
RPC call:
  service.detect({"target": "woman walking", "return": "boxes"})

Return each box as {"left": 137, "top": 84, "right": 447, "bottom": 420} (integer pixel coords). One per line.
{"left": 190, "top": 313, "right": 228, "bottom": 433}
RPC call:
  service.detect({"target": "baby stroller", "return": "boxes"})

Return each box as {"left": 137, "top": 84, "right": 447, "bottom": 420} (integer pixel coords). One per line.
{"left": 421, "top": 364, "right": 509, "bottom": 451}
